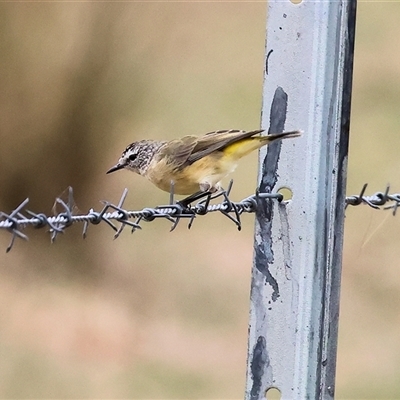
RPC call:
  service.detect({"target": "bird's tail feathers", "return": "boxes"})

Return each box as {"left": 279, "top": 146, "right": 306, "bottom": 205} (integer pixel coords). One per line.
{"left": 223, "top": 129, "right": 301, "bottom": 160}
{"left": 264, "top": 130, "right": 303, "bottom": 141}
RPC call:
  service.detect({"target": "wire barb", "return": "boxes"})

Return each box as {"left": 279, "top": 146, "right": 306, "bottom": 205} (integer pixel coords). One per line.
{"left": 345, "top": 184, "right": 400, "bottom": 214}
{"left": 0, "top": 184, "right": 399, "bottom": 251}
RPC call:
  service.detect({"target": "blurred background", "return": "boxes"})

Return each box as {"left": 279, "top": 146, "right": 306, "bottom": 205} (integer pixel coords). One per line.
{"left": 0, "top": 2, "right": 399, "bottom": 399}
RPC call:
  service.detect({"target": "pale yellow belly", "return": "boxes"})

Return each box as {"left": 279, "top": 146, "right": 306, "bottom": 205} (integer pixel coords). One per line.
{"left": 145, "top": 154, "right": 238, "bottom": 195}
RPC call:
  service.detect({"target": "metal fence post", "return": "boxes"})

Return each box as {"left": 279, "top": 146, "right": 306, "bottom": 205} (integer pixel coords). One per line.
{"left": 245, "top": 1, "right": 357, "bottom": 399}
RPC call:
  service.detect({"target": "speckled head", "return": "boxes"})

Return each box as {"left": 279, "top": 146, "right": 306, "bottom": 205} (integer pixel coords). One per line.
{"left": 106, "top": 140, "right": 164, "bottom": 176}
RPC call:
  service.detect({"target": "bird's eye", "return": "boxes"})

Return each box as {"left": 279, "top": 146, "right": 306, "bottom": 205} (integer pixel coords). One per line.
{"left": 128, "top": 154, "right": 137, "bottom": 161}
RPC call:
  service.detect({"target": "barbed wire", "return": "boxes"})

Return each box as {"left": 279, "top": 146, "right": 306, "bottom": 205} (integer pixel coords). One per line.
{"left": 345, "top": 183, "right": 400, "bottom": 212}
{"left": 0, "top": 181, "right": 275, "bottom": 252}
{"left": 0, "top": 182, "right": 398, "bottom": 252}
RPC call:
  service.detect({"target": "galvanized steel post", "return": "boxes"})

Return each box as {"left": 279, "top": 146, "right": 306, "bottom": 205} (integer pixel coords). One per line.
{"left": 246, "top": 1, "right": 357, "bottom": 399}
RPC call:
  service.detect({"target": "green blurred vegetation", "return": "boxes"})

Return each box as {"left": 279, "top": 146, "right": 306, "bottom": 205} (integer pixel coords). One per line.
{"left": 0, "top": 2, "right": 399, "bottom": 399}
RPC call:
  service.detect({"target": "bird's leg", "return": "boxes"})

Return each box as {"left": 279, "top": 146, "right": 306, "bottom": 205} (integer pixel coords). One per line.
{"left": 177, "top": 181, "right": 223, "bottom": 208}
{"left": 197, "top": 181, "right": 233, "bottom": 204}
{"left": 177, "top": 190, "right": 212, "bottom": 208}
{"left": 199, "top": 182, "right": 214, "bottom": 193}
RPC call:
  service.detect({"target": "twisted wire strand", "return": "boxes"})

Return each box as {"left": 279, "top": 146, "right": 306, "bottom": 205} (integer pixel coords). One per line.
{"left": 0, "top": 183, "right": 399, "bottom": 252}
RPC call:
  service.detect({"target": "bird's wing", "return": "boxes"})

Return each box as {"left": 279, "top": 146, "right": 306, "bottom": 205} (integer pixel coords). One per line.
{"left": 186, "top": 129, "right": 264, "bottom": 164}
{"left": 156, "top": 135, "right": 199, "bottom": 169}
{"left": 156, "top": 129, "right": 264, "bottom": 169}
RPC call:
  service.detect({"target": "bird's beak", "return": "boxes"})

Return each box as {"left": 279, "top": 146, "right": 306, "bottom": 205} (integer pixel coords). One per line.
{"left": 106, "top": 163, "right": 124, "bottom": 174}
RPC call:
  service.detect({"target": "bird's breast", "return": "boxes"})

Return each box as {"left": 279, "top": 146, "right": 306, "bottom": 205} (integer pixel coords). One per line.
{"left": 144, "top": 153, "right": 238, "bottom": 195}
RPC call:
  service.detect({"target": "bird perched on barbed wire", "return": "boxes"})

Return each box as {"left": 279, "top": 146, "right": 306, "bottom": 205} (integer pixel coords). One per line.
{"left": 107, "top": 129, "right": 301, "bottom": 204}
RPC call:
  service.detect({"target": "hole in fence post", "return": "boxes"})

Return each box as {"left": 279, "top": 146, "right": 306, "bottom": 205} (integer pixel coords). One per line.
{"left": 277, "top": 186, "right": 293, "bottom": 201}
{"left": 265, "top": 387, "right": 281, "bottom": 400}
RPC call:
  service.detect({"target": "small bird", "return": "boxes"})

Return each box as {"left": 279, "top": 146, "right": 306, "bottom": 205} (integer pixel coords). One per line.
{"left": 107, "top": 129, "right": 301, "bottom": 201}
